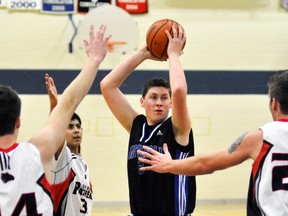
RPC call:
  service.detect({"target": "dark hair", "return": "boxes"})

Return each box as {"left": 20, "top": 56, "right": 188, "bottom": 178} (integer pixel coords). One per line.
{"left": 141, "top": 78, "right": 171, "bottom": 98}
{"left": 0, "top": 86, "right": 21, "bottom": 135}
{"left": 268, "top": 70, "right": 288, "bottom": 114}
{"left": 71, "top": 112, "right": 82, "bottom": 125}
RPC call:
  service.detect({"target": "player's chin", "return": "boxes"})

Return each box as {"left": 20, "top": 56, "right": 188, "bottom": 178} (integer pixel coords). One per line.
{"left": 73, "top": 137, "right": 81, "bottom": 142}
{"left": 72, "top": 140, "right": 81, "bottom": 146}
{"left": 154, "top": 115, "right": 167, "bottom": 123}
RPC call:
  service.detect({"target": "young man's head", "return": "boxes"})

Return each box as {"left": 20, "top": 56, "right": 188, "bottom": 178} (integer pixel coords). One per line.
{"left": 142, "top": 78, "right": 171, "bottom": 98}
{"left": 268, "top": 70, "right": 288, "bottom": 118}
{"left": 65, "top": 113, "right": 82, "bottom": 154}
{"left": 0, "top": 86, "right": 21, "bottom": 136}
{"left": 141, "top": 78, "right": 172, "bottom": 125}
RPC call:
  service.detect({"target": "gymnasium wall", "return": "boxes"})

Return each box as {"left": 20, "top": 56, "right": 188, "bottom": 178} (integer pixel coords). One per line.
{"left": 1, "top": 0, "right": 288, "bottom": 203}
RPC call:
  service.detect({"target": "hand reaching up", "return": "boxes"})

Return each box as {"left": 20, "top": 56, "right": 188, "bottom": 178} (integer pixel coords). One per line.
{"left": 45, "top": 73, "right": 58, "bottom": 112}
{"left": 84, "top": 25, "right": 112, "bottom": 63}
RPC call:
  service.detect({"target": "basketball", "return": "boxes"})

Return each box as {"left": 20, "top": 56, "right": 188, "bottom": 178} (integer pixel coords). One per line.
{"left": 146, "top": 19, "right": 185, "bottom": 59}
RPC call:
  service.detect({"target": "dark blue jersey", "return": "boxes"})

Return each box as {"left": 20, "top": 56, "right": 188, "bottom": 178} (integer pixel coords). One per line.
{"left": 128, "top": 115, "right": 196, "bottom": 216}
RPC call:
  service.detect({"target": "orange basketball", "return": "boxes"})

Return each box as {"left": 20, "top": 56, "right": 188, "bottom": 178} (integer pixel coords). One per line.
{"left": 146, "top": 19, "right": 185, "bottom": 59}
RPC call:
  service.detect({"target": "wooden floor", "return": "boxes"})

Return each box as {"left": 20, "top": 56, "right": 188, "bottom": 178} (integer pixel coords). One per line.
{"left": 92, "top": 201, "right": 246, "bottom": 216}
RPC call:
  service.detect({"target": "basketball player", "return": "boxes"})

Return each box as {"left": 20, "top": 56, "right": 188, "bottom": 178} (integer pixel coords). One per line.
{"left": 100, "top": 25, "right": 196, "bottom": 215}
{"left": 0, "top": 25, "right": 110, "bottom": 215}
{"left": 45, "top": 74, "right": 93, "bottom": 215}
{"left": 137, "top": 70, "right": 288, "bottom": 216}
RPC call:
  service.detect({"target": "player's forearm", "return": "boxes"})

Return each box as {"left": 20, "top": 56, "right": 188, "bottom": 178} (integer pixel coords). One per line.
{"left": 168, "top": 55, "right": 187, "bottom": 95}
{"left": 169, "top": 54, "right": 190, "bottom": 133}
{"left": 61, "top": 57, "right": 101, "bottom": 109}
{"left": 167, "top": 155, "right": 214, "bottom": 176}
{"left": 166, "top": 158, "right": 196, "bottom": 176}
{"left": 49, "top": 99, "right": 57, "bottom": 114}
{"left": 101, "top": 49, "right": 148, "bottom": 89}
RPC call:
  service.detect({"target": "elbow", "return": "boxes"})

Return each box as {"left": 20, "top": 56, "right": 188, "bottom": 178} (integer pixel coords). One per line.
{"left": 100, "top": 77, "right": 116, "bottom": 95}
{"left": 196, "top": 157, "right": 215, "bottom": 175}
{"left": 203, "top": 167, "right": 215, "bottom": 175}
{"left": 100, "top": 79, "right": 108, "bottom": 94}
{"left": 197, "top": 165, "right": 214, "bottom": 175}
{"left": 172, "top": 86, "right": 187, "bottom": 98}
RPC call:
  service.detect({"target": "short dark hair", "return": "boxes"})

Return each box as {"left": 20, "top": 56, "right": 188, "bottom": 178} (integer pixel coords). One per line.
{"left": 141, "top": 78, "right": 171, "bottom": 98}
{"left": 71, "top": 112, "right": 82, "bottom": 125}
{"left": 0, "top": 86, "right": 21, "bottom": 135}
{"left": 268, "top": 70, "right": 288, "bottom": 114}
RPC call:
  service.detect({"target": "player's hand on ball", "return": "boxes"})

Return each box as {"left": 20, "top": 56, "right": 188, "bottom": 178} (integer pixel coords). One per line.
{"left": 166, "top": 25, "right": 186, "bottom": 58}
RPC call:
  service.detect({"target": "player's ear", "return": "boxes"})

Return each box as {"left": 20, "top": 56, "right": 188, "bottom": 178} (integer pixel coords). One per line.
{"left": 140, "top": 97, "right": 145, "bottom": 107}
{"left": 16, "top": 117, "right": 21, "bottom": 129}
{"left": 271, "top": 98, "right": 278, "bottom": 111}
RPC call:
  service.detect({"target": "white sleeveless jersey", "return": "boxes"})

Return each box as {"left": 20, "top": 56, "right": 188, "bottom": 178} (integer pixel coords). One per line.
{"left": 50, "top": 143, "right": 93, "bottom": 216}
{"left": 0, "top": 142, "right": 53, "bottom": 215}
{"left": 249, "top": 119, "right": 288, "bottom": 216}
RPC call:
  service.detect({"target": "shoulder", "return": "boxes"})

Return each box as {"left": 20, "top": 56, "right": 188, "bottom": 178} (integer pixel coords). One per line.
{"left": 10, "top": 143, "right": 43, "bottom": 169}
{"left": 259, "top": 121, "right": 274, "bottom": 129}
{"left": 260, "top": 120, "right": 286, "bottom": 132}
{"left": 132, "top": 114, "right": 146, "bottom": 124}
{"left": 135, "top": 114, "right": 146, "bottom": 121}
{"left": 18, "top": 142, "right": 41, "bottom": 156}
{"left": 241, "top": 130, "right": 263, "bottom": 160}
{"left": 242, "top": 130, "right": 263, "bottom": 146}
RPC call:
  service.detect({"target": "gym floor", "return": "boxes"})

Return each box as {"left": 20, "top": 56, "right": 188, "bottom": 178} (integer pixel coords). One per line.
{"left": 91, "top": 200, "right": 246, "bottom": 216}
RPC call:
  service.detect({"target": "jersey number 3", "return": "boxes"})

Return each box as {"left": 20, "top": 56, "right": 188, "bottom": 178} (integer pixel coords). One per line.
{"left": 80, "top": 198, "right": 88, "bottom": 214}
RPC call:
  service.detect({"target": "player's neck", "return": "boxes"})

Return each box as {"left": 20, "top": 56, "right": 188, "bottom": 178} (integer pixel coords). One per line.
{"left": 0, "top": 134, "right": 17, "bottom": 149}
{"left": 274, "top": 110, "right": 288, "bottom": 121}
{"left": 69, "top": 146, "right": 78, "bottom": 154}
{"left": 276, "top": 114, "right": 288, "bottom": 121}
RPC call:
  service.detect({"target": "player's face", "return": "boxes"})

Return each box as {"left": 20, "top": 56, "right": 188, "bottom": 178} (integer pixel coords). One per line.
{"left": 65, "top": 119, "right": 82, "bottom": 152}
{"left": 141, "top": 87, "right": 172, "bottom": 125}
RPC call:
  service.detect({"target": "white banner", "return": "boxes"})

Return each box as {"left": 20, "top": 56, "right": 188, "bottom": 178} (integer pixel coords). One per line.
{"left": 41, "top": 0, "right": 76, "bottom": 14}
{"left": 7, "top": 0, "right": 40, "bottom": 10}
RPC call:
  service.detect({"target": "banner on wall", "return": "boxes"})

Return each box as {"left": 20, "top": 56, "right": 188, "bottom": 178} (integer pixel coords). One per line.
{"left": 77, "top": 0, "right": 97, "bottom": 13}
{"left": 116, "top": 0, "right": 147, "bottom": 14}
{"left": 77, "top": 0, "right": 111, "bottom": 13}
{"left": 7, "top": 0, "right": 40, "bottom": 10}
{"left": 1, "top": 0, "right": 110, "bottom": 12}
{"left": 41, "top": 0, "right": 76, "bottom": 14}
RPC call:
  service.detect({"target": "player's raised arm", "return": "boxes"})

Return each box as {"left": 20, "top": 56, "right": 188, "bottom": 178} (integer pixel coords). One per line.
{"left": 167, "top": 25, "right": 191, "bottom": 146}
{"left": 100, "top": 46, "right": 153, "bottom": 132}
{"left": 45, "top": 73, "right": 68, "bottom": 159}
{"left": 30, "top": 25, "right": 110, "bottom": 181}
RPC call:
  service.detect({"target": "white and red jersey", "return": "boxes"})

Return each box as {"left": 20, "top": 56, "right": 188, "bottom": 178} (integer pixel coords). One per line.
{"left": 51, "top": 143, "right": 93, "bottom": 216}
{"left": 247, "top": 119, "right": 288, "bottom": 216}
{"left": 0, "top": 142, "right": 53, "bottom": 215}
